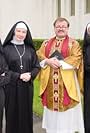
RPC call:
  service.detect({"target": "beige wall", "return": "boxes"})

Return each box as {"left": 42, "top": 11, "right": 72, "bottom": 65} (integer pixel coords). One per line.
{"left": 60, "top": 0, "right": 90, "bottom": 39}
{"left": 0, "top": 0, "right": 57, "bottom": 42}
{"left": 1, "top": 0, "right": 90, "bottom": 42}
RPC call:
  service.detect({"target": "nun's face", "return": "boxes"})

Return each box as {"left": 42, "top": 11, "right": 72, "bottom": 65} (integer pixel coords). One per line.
{"left": 14, "top": 28, "right": 27, "bottom": 41}
{"left": 87, "top": 27, "right": 90, "bottom": 35}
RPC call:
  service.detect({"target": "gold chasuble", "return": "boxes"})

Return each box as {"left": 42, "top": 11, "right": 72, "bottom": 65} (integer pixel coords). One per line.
{"left": 37, "top": 36, "right": 83, "bottom": 112}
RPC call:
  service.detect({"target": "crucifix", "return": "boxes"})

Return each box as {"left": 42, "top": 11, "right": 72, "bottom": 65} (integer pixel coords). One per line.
{"left": 53, "top": 73, "right": 58, "bottom": 83}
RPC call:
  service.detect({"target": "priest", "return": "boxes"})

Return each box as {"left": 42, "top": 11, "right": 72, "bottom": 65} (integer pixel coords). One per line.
{"left": 37, "top": 17, "right": 84, "bottom": 133}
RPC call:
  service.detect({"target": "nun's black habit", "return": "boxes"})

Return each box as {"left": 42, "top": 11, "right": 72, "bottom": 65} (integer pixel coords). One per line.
{"left": 0, "top": 40, "right": 11, "bottom": 133}
{"left": 3, "top": 21, "right": 41, "bottom": 133}
{"left": 83, "top": 23, "right": 90, "bottom": 133}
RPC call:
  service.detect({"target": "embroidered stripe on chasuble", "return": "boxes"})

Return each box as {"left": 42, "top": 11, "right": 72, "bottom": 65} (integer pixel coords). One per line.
{"left": 46, "top": 38, "right": 78, "bottom": 112}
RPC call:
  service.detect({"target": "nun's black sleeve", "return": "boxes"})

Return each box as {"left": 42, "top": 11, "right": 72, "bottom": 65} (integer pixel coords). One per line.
{"left": 3, "top": 46, "right": 20, "bottom": 82}
{"left": 0, "top": 53, "right": 11, "bottom": 87}
{"left": 30, "top": 49, "right": 41, "bottom": 80}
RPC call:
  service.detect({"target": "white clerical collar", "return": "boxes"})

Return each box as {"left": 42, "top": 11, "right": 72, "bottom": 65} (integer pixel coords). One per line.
{"left": 56, "top": 36, "right": 65, "bottom": 41}
{"left": 11, "top": 36, "right": 24, "bottom": 45}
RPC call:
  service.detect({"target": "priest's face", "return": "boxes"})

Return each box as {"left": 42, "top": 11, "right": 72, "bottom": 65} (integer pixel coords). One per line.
{"left": 14, "top": 28, "right": 27, "bottom": 42}
{"left": 54, "top": 20, "right": 69, "bottom": 38}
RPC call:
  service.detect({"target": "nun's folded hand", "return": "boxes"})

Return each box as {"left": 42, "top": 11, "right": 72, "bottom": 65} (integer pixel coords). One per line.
{"left": 20, "top": 72, "right": 31, "bottom": 82}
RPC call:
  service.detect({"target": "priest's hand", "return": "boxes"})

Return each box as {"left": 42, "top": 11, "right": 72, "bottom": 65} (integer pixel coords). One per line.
{"left": 20, "top": 72, "right": 31, "bottom": 82}
{"left": 45, "top": 57, "right": 60, "bottom": 69}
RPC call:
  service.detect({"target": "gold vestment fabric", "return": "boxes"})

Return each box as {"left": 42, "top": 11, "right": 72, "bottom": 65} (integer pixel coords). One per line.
{"left": 37, "top": 37, "right": 83, "bottom": 111}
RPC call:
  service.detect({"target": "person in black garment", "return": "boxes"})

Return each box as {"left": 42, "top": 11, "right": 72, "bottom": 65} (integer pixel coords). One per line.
{"left": 83, "top": 23, "right": 90, "bottom": 133}
{"left": 3, "top": 21, "right": 41, "bottom": 133}
{"left": 0, "top": 39, "right": 11, "bottom": 133}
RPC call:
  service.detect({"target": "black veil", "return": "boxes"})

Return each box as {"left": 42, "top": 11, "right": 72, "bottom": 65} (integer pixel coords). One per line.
{"left": 83, "top": 23, "right": 90, "bottom": 71}
{"left": 0, "top": 40, "right": 4, "bottom": 54}
{"left": 83, "top": 23, "right": 90, "bottom": 52}
{"left": 3, "top": 21, "right": 35, "bottom": 49}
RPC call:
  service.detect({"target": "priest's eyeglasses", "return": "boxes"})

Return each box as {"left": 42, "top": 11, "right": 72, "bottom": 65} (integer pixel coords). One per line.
{"left": 55, "top": 26, "right": 68, "bottom": 30}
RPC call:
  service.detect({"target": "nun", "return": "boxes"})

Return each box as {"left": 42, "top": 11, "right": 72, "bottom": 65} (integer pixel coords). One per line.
{"left": 3, "top": 21, "right": 41, "bottom": 133}
{"left": 83, "top": 23, "right": 90, "bottom": 133}
{"left": 0, "top": 40, "right": 11, "bottom": 133}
